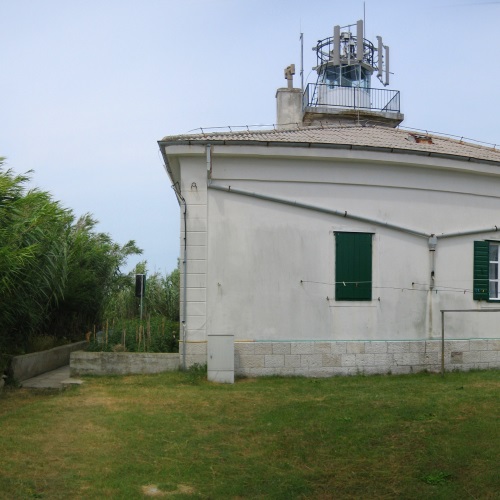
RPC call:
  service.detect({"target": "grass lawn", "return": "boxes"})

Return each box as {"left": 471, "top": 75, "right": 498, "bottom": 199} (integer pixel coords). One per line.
{"left": 0, "top": 370, "right": 498, "bottom": 499}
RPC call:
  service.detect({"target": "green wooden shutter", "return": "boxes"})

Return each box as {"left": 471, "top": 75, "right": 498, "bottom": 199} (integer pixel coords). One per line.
{"left": 473, "top": 240, "right": 489, "bottom": 300}
{"left": 335, "top": 232, "right": 372, "bottom": 301}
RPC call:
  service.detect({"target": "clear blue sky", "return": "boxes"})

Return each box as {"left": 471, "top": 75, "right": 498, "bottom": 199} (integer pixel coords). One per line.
{"left": 1, "top": 0, "right": 499, "bottom": 273}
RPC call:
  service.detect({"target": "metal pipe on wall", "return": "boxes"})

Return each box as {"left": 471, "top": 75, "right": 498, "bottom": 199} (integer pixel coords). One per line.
{"left": 428, "top": 235, "right": 437, "bottom": 290}
{"left": 182, "top": 199, "right": 187, "bottom": 370}
{"left": 208, "top": 184, "right": 432, "bottom": 239}
{"left": 168, "top": 181, "right": 188, "bottom": 370}
{"left": 438, "top": 226, "right": 499, "bottom": 239}
{"left": 206, "top": 144, "right": 212, "bottom": 179}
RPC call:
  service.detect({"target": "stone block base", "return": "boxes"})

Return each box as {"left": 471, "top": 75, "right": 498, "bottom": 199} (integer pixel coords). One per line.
{"left": 178, "top": 341, "right": 207, "bottom": 369}
{"left": 234, "top": 339, "right": 499, "bottom": 377}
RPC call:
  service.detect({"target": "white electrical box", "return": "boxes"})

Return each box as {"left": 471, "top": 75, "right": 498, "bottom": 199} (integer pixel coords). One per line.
{"left": 207, "top": 334, "right": 234, "bottom": 384}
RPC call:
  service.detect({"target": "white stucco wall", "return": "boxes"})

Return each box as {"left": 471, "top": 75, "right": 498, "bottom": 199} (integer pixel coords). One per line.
{"left": 170, "top": 144, "right": 500, "bottom": 374}
{"left": 178, "top": 155, "right": 208, "bottom": 366}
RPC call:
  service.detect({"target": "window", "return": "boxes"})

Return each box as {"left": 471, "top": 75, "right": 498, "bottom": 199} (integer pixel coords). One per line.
{"left": 490, "top": 244, "right": 500, "bottom": 299}
{"left": 335, "top": 232, "right": 372, "bottom": 301}
{"left": 323, "top": 65, "right": 371, "bottom": 89}
{"left": 473, "top": 240, "right": 500, "bottom": 300}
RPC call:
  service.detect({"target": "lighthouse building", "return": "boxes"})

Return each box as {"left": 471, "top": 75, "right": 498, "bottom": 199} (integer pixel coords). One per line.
{"left": 159, "top": 21, "right": 500, "bottom": 382}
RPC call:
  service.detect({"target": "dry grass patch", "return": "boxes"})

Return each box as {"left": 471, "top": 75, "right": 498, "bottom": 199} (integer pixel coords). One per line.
{"left": 142, "top": 483, "right": 196, "bottom": 497}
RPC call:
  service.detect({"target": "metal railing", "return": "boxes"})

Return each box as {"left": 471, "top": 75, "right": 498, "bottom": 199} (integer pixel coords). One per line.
{"left": 303, "top": 83, "right": 401, "bottom": 113}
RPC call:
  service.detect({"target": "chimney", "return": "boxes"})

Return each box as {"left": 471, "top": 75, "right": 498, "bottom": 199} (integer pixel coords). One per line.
{"left": 276, "top": 64, "right": 302, "bottom": 130}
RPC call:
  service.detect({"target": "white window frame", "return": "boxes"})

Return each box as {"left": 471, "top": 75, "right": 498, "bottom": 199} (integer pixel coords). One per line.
{"left": 489, "top": 242, "right": 500, "bottom": 300}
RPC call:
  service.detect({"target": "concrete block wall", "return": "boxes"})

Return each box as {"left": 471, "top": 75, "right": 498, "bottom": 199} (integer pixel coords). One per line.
{"left": 234, "top": 339, "right": 500, "bottom": 377}
{"left": 70, "top": 351, "right": 179, "bottom": 376}
{"left": 10, "top": 341, "right": 88, "bottom": 382}
{"left": 179, "top": 341, "right": 207, "bottom": 368}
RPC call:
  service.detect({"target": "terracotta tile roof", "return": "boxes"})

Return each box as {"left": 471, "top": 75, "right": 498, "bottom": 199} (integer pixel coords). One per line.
{"left": 160, "top": 125, "right": 500, "bottom": 165}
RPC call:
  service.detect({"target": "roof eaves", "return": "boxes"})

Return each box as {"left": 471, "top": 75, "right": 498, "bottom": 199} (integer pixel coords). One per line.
{"left": 312, "top": 143, "right": 352, "bottom": 150}
{"left": 158, "top": 137, "right": 500, "bottom": 167}
{"left": 427, "top": 151, "right": 500, "bottom": 166}
{"left": 351, "top": 145, "right": 393, "bottom": 154}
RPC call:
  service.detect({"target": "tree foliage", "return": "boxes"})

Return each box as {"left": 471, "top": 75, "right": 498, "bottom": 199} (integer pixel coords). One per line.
{"left": 0, "top": 161, "right": 143, "bottom": 353}
{"left": 45, "top": 214, "right": 142, "bottom": 338}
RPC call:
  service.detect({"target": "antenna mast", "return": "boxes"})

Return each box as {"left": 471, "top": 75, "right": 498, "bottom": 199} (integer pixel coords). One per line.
{"left": 300, "top": 32, "right": 304, "bottom": 91}
{"left": 363, "top": 2, "right": 366, "bottom": 38}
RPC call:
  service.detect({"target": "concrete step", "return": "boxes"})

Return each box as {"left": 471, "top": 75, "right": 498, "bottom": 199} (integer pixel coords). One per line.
{"left": 21, "top": 366, "right": 83, "bottom": 390}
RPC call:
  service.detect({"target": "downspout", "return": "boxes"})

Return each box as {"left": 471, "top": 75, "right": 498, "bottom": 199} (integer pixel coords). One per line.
{"left": 427, "top": 235, "right": 438, "bottom": 341}
{"left": 162, "top": 142, "right": 188, "bottom": 371}
{"left": 205, "top": 144, "right": 212, "bottom": 369}
{"left": 428, "top": 235, "right": 437, "bottom": 290}
{"left": 168, "top": 182, "right": 187, "bottom": 370}
{"left": 181, "top": 198, "right": 187, "bottom": 370}
{"left": 206, "top": 144, "right": 212, "bottom": 180}
{"left": 171, "top": 183, "right": 187, "bottom": 372}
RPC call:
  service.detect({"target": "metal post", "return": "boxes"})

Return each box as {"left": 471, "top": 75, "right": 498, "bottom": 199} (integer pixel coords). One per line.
{"left": 441, "top": 310, "right": 445, "bottom": 377}
{"left": 300, "top": 32, "right": 304, "bottom": 92}
{"left": 136, "top": 273, "right": 145, "bottom": 323}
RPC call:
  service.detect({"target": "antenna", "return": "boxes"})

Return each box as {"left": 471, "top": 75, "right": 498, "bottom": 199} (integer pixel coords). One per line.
{"left": 375, "top": 35, "right": 390, "bottom": 87}
{"left": 376, "top": 36, "right": 383, "bottom": 80}
{"left": 356, "top": 20, "right": 363, "bottom": 62}
{"left": 333, "top": 24, "right": 340, "bottom": 65}
{"left": 363, "top": 1, "right": 366, "bottom": 38}
{"left": 385, "top": 45, "right": 390, "bottom": 86}
{"left": 300, "top": 32, "right": 304, "bottom": 91}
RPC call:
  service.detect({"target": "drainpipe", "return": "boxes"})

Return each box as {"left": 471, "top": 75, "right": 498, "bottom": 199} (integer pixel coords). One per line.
{"left": 428, "top": 235, "right": 437, "bottom": 290}
{"left": 438, "top": 226, "right": 499, "bottom": 239}
{"left": 169, "top": 182, "right": 188, "bottom": 370}
{"left": 181, "top": 197, "right": 187, "bottom": 371}
{"left": 427, "top": 235, "right": 438, "bottom": 340}
{"left": 206, "top": 144, "right": 212, "bottom": 180}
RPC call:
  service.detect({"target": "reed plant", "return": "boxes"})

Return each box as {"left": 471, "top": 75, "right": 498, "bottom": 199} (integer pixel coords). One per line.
{"left": 85, "top": 316, "right": 179, "bottom": 353}
{"left": 0, "top": 160, "right": 143, "bottom": 355}
{"left": 103, "top": 262, "right": 180, "bottom": 322}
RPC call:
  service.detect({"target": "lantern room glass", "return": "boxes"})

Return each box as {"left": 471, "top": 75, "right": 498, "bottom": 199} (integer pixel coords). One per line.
{"left": 321, "top": 65, "right": 371, "bottom": 89}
